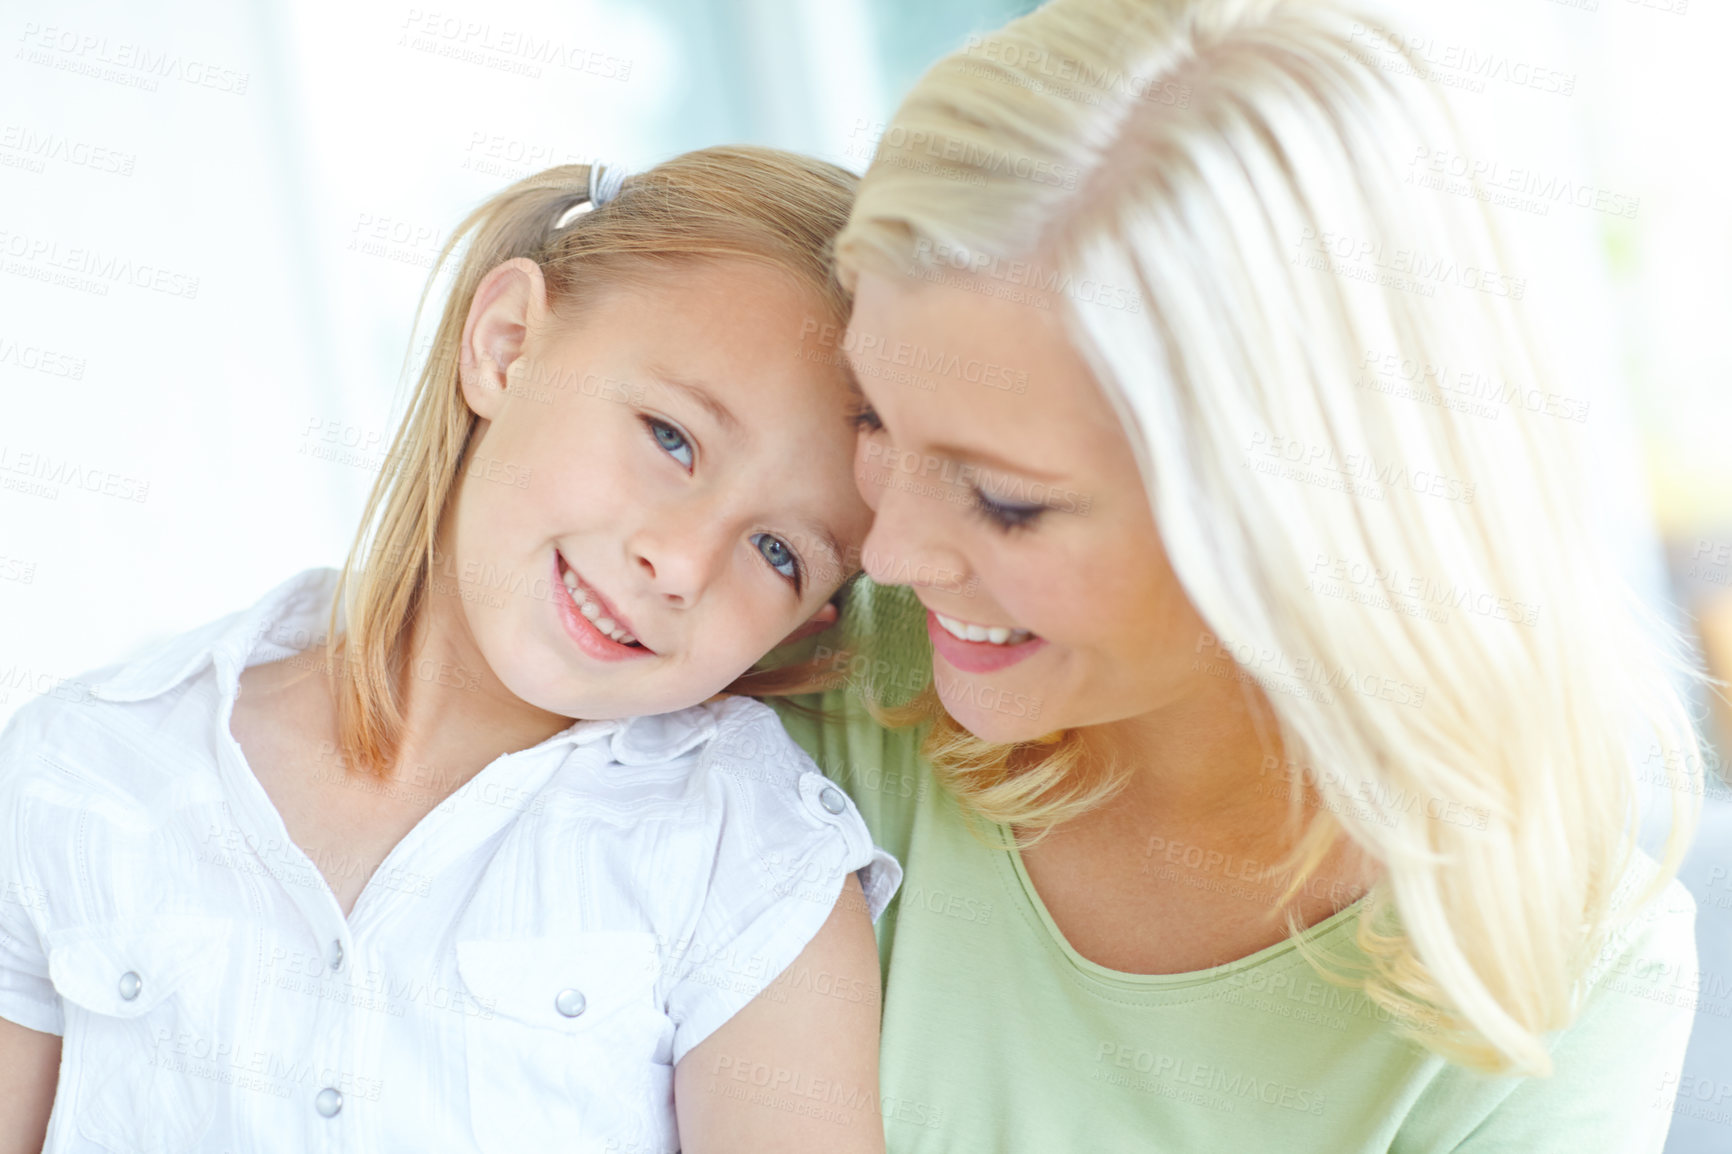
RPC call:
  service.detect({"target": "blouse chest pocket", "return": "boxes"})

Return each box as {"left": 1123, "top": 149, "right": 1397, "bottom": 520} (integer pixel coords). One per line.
{"left": 455, "top": 931, "right": 675, "bottom": 1154}
{"left": 46, "top": 915, "right": 233, "bottom": 1154}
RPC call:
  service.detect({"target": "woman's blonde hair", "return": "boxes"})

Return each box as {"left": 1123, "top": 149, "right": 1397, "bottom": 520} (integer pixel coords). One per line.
{"left": 326, "top": 146, "right": 858, "bottom": 779}
{"left": 834, "top": 0, "right": 1706, "bottom": 1075}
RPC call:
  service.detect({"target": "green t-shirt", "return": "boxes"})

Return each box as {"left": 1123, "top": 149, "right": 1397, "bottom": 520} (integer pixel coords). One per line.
{"left": 769, "top": 582, "right": 1698, "bottom": 1153}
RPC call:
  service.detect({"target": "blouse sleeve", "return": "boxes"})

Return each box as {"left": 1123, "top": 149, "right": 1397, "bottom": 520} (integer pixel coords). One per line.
{"left": 0, "top": 701, "right": 65, "bottom": 1036}
{"left": 767, "top": 577, "right": 938, "bottom": 872}
{"left": 1397, "top": 873, "right": 1699, "bottom": 1154}
{"left": 662, "top": 698, "right": 902, "bottom": 1066}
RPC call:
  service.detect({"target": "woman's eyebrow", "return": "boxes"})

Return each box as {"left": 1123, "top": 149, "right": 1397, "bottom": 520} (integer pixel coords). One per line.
{"left": 646, "top": 369, "right": 740, "bottom": 433}
{"left": 924, "top": 439, "right": 1067, "bottom": 484}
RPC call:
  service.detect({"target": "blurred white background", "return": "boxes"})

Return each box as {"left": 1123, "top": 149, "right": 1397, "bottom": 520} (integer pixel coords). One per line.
{"left": 2, "top": 0, "right": 1729, "bottom": 1147}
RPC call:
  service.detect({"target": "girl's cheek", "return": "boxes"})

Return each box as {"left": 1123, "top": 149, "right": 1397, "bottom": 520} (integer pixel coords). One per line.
{"left": 711, "top": 578, "right": 781, "bottom": 665}
{"left": 548, "top": 434, "right": 632, "bottom": 503}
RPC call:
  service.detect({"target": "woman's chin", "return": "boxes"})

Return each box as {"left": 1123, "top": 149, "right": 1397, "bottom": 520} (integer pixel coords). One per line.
{"left": 936, "top": 685, "right": 1055, "bottom": 746}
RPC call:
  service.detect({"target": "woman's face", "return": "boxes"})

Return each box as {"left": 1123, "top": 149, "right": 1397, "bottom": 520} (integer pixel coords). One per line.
{"left": 845, "top": 270, "right": 1213, "bottom": 744}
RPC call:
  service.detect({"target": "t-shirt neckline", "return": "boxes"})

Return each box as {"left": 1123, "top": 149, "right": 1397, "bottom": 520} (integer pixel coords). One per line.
{"left": 995, "top": 821, "right": 1369, "bottom": 994}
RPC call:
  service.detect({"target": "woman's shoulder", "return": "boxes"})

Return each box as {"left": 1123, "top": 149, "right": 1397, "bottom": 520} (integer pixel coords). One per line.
{"left": 1596, "top": 850, "right": 1697, "bottom": 953}
{"left": 1390, "top": 852, "right": 1698, "bottom": 1151}
{"left": 1578, "top": 851, "right": 1698, "bottom": 1012}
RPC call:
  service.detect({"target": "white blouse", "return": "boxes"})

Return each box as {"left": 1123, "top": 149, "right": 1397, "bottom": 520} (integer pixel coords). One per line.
{"left": 0, "top": 569, "right": 902, "bottom": 1153}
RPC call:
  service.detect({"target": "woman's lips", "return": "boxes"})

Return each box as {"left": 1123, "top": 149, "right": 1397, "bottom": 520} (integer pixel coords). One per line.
{"left": 553, "top": 552, "right": 654, "bottom": 662}
{"left": 925, "top": 610, "right": 1047, "bottom": 674}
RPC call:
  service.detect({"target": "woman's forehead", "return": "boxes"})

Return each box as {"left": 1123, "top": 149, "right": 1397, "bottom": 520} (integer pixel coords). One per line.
{"left": 847, "top": 270, "right": 1126, "bottom": 454}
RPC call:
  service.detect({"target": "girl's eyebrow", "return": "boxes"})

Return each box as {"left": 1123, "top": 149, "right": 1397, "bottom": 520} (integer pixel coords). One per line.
{"left": 646, "top": 369, "right": 740, "bottom": 433}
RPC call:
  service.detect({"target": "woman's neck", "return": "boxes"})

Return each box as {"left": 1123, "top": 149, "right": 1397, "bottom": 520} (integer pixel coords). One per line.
{"left": 1082, "top": 676, "right": 1288, "bottom": 830}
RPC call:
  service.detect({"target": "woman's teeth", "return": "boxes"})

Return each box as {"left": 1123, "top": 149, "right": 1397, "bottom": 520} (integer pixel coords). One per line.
{"left": 935, "top": 613, "right": 1033, "bottom": 646}
{"left": 562, "top": 568, "right": 640, "bottom": 646}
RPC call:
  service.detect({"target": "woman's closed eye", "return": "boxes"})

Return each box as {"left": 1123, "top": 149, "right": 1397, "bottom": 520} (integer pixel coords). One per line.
{"left": 971, "top": 488, "right": 1045, "bottom": 533}
{"left": 848, "top": 404, "right": 883, "bottom": 434}
{"left": 852, "top": 403, "right": 1042, "bottom": 532}
{"left": 751, "top": 532, "right": 802, "bottom": 591}
{"left": 643, "top": 416, "right": 694, "bottom": 470}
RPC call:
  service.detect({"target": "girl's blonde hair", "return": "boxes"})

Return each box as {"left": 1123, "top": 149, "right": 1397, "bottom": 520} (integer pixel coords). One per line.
{"left": 327, "top": 146, "right": 858, "bottom": 779}
{"left": 835, "top": 0, "right": 1706, "bottom": 1075}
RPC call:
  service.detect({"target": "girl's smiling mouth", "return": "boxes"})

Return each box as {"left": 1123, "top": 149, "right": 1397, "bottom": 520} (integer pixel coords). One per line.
{"left": 554, "top": 551, "right": 655, "bottom": 660}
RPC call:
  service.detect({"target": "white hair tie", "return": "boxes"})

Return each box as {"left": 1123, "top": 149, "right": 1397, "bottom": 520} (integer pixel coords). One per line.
{"left": 590, "top": 162, "right": 628, "bottom": 206}
{"left": 552, "top": 162, "right": 630, "bottom": 230}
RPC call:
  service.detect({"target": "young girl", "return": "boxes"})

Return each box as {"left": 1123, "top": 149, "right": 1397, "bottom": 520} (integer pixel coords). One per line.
{"left": 0, "top": 147, "right": 900, "bottom": 1153}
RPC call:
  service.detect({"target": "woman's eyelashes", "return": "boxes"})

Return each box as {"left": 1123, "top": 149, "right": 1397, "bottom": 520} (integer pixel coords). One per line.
{"left": 751, "top": 532, "right": 803, "bottom": 591}
{"left": 852, "top": 403, "right": 1044, "bottom": 534}
{"left": 848, "top": 404, "right": 883, "bottom": 434}
{"left": 643, "top": 416, "right": 694, "bottom": 470}
{"left": 970, "top": 488, "right": 1045, "bottom": 533}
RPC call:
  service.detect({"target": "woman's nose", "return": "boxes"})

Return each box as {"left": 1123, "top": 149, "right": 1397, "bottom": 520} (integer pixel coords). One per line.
{"left": 854, "top": 433, "right": 885, "bottom": 513}
{"left": 857, "top": 463, "right": 971, "bottom": 593}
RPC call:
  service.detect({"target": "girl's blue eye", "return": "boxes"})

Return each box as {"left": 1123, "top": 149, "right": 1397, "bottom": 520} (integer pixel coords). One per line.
{"left": 645, "top": 417, "right": 693, "bottom": 470}
{"left": 752, "top": 532, "right": 801, "bottom": 588}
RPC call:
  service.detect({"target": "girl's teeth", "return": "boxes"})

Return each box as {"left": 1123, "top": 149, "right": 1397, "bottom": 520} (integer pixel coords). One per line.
{"left": 936, "top": 613, "right": 1032, "bottom": 646}
{"left": 561, "top": 562, "right": 640, "bottom": 645}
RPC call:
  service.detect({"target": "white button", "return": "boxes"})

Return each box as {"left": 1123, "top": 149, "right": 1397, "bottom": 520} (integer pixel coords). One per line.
{"left": 818, "top": 785, "right": 846, "bottom": 815}
{"left": 315, "top": 1087, "right": 343, "bottom": 1118}
{"left": 554, "top": 988, "right": 587, "bottom": 1017}
{"left": 328, "top": 940, "right": 344, "bottom": 971}
{"left": 117, "top": 971, "right": 142, "bottom": 1000}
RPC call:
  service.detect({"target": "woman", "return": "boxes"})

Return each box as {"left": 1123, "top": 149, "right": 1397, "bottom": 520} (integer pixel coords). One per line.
{"left": 771, "top": 0, "right": 1705, "bottom": 1148}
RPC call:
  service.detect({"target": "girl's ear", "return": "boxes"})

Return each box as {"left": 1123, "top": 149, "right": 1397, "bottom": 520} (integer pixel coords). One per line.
{"left": 777, "top": 600, "right": 840, "bottom": 647}
{"left": 458, "top": 257, "right": 549, "bottom": 420}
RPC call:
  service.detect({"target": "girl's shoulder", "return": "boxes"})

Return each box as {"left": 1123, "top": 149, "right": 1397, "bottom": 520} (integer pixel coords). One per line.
{"left": 0, "top": 568, "right": 337, "bottom": 806}
{"left": 655, "top": 694, "right": 903, "bottom": 922}
{"left": 673, "top": 694, "right": 876, "bottom": 850}
{"left": 589, "top": 695, "right": 826, "bottom": 797}
{"left": 688, "top": 694, "right": 824, "bottom": 775}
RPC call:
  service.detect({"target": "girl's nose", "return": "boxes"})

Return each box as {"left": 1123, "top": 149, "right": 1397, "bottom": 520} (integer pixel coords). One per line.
{"left": 629, "top": 519, "right": 729, "bottom": 608}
